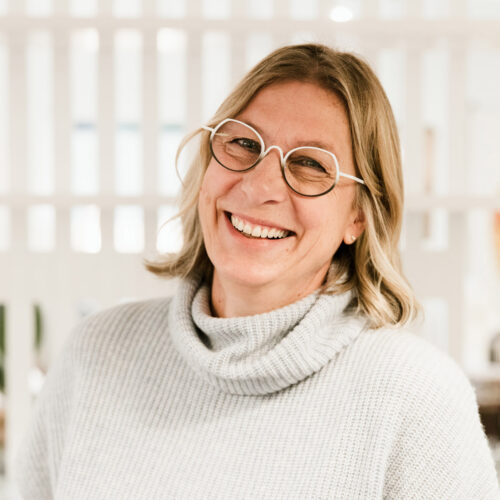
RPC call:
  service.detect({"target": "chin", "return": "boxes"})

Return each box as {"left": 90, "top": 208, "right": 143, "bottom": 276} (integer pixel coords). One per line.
{"left": 215, "top": 261, "right": 283, "bottom": 289}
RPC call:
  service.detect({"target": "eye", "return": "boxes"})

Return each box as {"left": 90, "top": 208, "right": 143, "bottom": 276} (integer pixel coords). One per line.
{"left": 232, "top": 137, "right": 261, "bottom": 154}
{"left": 288, "top": 156, "right": 328, "bottom": 173}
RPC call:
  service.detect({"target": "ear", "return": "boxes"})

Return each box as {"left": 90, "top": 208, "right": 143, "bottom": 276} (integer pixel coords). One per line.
{"left": 343, "top": 208, "right": 366, "bottom": 245}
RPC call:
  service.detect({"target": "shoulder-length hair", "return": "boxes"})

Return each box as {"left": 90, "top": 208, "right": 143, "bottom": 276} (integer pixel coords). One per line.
{"left": 144, "top": 43, "right": 422, "bottom": 329}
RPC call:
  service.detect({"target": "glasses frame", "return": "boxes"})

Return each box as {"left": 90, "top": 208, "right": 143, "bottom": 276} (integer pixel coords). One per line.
{"left": 202, "top": 118, "right": 365, "bottom": 197}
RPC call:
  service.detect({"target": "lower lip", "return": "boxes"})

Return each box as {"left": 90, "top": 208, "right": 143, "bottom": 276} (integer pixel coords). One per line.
{"left": 223, "top": 212, "right": 292, "bottom": 246}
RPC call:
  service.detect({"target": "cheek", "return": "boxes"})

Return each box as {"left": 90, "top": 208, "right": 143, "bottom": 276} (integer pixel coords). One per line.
{"left": 198, "top": 162, "right": 238, "bottom": 236}
{"left": 295, "top": 199, "right": 335, "bottom": 234}
{"left": 199, "top": 163, "right": 217, "bottom": 201}
{"left": 198, "top": 180, "right": 212, "bottom": 213}
{"left": 296, "top": 197, "right": 348, "bottom": 248}
{"left": 198, "top": 167, "right": 217, "bottom": 242}
{"left": 198, "top": 164, "right": 223, "bottom": 220}
{"left": 200, "top": 161, "right": 238, "bottom": 204}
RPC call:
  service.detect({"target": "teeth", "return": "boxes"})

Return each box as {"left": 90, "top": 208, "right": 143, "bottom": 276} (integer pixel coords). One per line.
{"left": 251, "top": 226, "right": 261, "bottom": 237}
{"left": 230, "top": 214, "right": 289, "bottom": 239}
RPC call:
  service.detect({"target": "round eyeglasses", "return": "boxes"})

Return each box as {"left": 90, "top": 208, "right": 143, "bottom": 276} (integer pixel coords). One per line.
{"left": 202, "top": 118, "right": 365, "bottom": 197}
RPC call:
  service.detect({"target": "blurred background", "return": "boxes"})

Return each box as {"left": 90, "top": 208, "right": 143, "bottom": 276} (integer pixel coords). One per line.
{"left": 0, "top": 0, "right": 500, "bottom": 496}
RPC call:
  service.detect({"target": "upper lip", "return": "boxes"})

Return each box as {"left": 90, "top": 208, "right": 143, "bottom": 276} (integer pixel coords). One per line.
{"left": 226, "top": 211, "right": 294, "bottom": 233}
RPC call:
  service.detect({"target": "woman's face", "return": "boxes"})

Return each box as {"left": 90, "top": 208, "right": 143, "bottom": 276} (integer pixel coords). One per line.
{"left": 198, "top": 80, "right": 365, "bottom": 298}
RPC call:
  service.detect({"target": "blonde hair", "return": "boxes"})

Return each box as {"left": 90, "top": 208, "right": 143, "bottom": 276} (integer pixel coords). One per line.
{"left": 144, "top": 43, "right": 422, "bottom": 329}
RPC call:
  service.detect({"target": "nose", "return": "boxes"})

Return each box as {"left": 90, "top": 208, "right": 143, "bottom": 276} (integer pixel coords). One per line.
{"left": 238, "top": 148, "right": 288, "bottom": 204}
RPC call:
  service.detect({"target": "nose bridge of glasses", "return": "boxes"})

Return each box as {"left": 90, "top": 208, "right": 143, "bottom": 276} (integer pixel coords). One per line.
{"left": 247, "top": 143, "right": 288, "bottom": 198}
{"left": 261, "top": 144, "right": 285, "bottom": 164}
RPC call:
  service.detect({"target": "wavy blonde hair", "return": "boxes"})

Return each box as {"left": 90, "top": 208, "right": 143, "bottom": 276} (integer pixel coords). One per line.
{"left": 144, "top": 43, "right": 422, "bottom": 329}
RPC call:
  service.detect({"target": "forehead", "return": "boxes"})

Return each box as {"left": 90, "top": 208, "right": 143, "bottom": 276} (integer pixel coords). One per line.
{"left": 236, "top": 80, "right": 351, "bottom": 152}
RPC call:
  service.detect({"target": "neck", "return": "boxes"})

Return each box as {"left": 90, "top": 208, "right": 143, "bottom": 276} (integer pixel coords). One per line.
{"left": 210, "top": 270, "right": 327, "bottom": 318}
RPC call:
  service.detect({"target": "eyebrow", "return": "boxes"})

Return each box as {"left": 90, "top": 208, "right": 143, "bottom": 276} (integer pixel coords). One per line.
{"left": 240, "top": 118, "right": 338, "bottom": 154}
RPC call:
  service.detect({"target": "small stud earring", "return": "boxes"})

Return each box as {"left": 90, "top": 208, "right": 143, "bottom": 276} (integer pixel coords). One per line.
{"left": 350, "top": 235, "right": 356, "bottom": 242}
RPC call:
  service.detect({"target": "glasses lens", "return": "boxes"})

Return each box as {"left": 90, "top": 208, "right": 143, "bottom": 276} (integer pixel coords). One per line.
{"left": 211, "top": 121, "right": 262, "bottom": 171}
{"left": 284, "top": 148, "right": 337, "bottom": 196}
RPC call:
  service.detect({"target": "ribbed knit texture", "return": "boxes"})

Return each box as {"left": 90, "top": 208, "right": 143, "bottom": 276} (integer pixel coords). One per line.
{"left": 15, "top": 278, "right": 500, "bottom": 499}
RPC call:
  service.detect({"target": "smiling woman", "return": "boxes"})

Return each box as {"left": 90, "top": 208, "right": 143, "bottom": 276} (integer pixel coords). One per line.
{"left": 15, "top": 44, "right": 500, "bottom": 499}
{"left": 145, "top": 45, "right": 417, "bottom": 329}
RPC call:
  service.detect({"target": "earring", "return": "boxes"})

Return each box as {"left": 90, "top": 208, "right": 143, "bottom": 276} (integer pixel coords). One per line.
{"left": 350, "top": 235, "right": 356, "bottom": 242}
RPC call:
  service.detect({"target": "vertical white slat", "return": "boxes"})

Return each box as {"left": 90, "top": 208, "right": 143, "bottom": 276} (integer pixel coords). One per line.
{"left": 406, "top": 0, "right": 422, "bottom": 18}
{"left": 185, "top": 29, "right": 202, "bottom": 131}
{"left": 98, "top": 27, "right": 114, "bottom": 254}
{"left": 187, "top": 0, "right": 202, "bottom": 17}
{"left": 201, "top": 31, "right": 231, "bottom": 122}
{"left": 0, "top": 36, "right": 8, "bottom": 197}
{"left": 9, "top": 32, "right": 27, "bottom": 204}
{"left": 144, "top": 207, "right": 158, "bottom": 257}
{"left": 142, "top": 29, "right": 158, "bottom": 254}
{"left": 274, "top": 0, "right": 292, "bottom": 47}
{"left": 245, "top": 32, "right": 274, "bottom": 71}
{"left": 401, "top": 211, "right": 462, "bottom": 360}
{"left": 54, "top": 30, "right": 70, "bottom": 195}
{"left": 4, "top": 29, "right": 33, "bottom": 484}
{"left": 274, "top": 0, "right": 289, "bottom": 19}
{"left": 401, "top": 211, "right": 424, "bottom": 278}
{"left": 446, "top": 212, "right": 466, "bottom": 363}
{"left": 53, "top": 0, "right": 68, "bottom": 16}
{"left": 404, "top": 44, "right": 424, "bottom": 196}
{"left": 360, "top": 43, "right": 380, "bottom": 74}
{"left": 43, "top": 271, "right": 77, "bottom": 373}
{"left": 99, "top": 0, "right": 113, "bottom": 16}
{"left": 5, "top": 296, "right": 34, "bottom": 480}
{"left": 53, "top": 20, "right": 75, "bottom": 379}
{"left": 450, "top": 0, "right": 467, "bottom": 18}
{"left": 142, "top": 0, "right": 156, "bottom": 17}
{"left": 54, "top": 29, "right": 71, "bottom": 254}
{"left": 6, "top": 31, "right": 31, "bottom": 483}
{"left": 99, "top": 204, "right": 114, "bottom": 259}
{"left": 231, "top": 0, "right": 246, "bottom": 80}
{"left": 232, "top": 0, "right": 246, "bottom": 19}
{"left": 360, "top": 0, "right": 380, "bottom": 19}
{"left": 142, "top": 29, "right": 157, "bottom": 195}
{"left": 9, "top": 0, "right": 26, "bottom": 15}
{"left": 448, "top": 40, "right": 467, "bottom": 195}
{"left": 230, "top": 32, "right": 245, "bottom": 87}
{"left": 319, "top": 0, "right": 332, "bottom": 19}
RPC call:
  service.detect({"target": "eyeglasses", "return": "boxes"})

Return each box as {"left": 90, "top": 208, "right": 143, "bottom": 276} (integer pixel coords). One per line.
{"left": 202, "top": 118, "right": 365, "bottom": 197}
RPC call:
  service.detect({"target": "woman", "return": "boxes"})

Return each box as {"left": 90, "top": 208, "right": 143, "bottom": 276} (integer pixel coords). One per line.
{"left": 16, "top": 44, "right": 499, "bottom": 499}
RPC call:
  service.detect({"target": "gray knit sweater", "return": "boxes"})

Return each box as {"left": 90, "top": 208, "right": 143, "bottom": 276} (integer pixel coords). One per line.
{"left": 15, "top": 278, "right": 500, "bottom": 499}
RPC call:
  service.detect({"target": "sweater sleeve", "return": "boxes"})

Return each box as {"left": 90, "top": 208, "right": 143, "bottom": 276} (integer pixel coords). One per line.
{"left": 383, "top": 347, "right": 500, "bottom": 500}
{"left": 14, "top": 321, "right": 83, "bottom": 500}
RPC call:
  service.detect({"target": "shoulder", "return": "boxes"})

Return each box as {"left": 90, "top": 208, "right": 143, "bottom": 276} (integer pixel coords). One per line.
{"left": 347, "top": 326, "right": 489, "bottom": 459}
{"left": 80, "top": 296, "right": 172, "bottom": 330}
{"left": 68, "top": 296, "right": 174, "bottom": 361}
{"left": 357, "top": 329, "right": 500, "bottom": 498}
{"left": 353, "top": 325, "right": 473, "bottom": 389}
{"left": 341, "top": 325, "right": 479, "bottom": 418}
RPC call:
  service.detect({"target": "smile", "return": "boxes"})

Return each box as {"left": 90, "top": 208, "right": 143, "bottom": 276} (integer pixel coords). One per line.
{"left": 228, "top": 213, "right": 291, "bottom": 239}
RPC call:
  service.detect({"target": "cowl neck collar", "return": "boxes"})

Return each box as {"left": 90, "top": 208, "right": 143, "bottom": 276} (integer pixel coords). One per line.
{"left": 168, "top": 278, "right": 366, "bottom": 396}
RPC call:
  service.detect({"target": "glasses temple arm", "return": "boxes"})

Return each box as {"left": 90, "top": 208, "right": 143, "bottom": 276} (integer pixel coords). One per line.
{"left": 339, "top": 172, "right": 365, "bottom": 185}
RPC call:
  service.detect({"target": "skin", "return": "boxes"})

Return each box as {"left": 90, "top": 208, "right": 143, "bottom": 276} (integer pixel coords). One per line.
{"left": 198, "top": 80, "right": 366, "bottom": 318}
